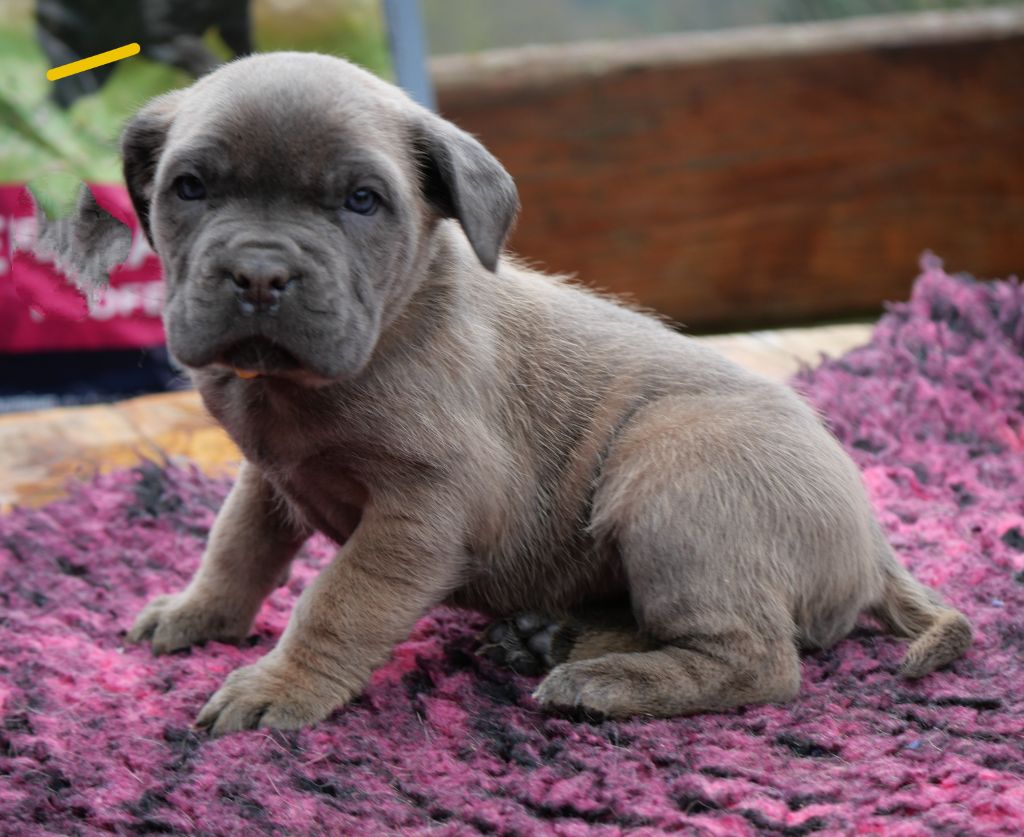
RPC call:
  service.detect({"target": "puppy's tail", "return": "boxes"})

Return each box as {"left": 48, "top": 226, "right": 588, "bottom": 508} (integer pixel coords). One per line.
{"left": 869, "top": 532, "right": 972, "bottom": 678}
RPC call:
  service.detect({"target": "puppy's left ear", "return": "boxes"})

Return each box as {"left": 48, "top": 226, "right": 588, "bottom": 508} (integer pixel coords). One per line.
{"left": 413, "top": 113, "right": 519, "bottom": 272}
{"left": 120, "top": 89, "right": 185, "bottom": 248}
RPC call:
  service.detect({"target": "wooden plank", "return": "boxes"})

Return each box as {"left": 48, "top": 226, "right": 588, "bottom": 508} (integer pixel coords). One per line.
{"left": 0, "top": 392, "right": 238, "bottom": 510}
{"left": 698, "top": 323, "right": 871, "bottom": 379}
{"left": 433, "top": 8, "right": 1024, "bottom": 331}
{"left": 0, "top": 324, "right": 872, "bottom": 510}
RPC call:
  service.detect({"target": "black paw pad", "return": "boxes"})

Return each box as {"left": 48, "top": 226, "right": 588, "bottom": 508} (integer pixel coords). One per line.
{"left": 477, "top": 613, "right": 560, "bottom": 676}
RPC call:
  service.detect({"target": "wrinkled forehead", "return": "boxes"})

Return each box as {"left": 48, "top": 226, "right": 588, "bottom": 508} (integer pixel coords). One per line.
{"left": 164, "top": 61, "right": 414, "bottom": 195}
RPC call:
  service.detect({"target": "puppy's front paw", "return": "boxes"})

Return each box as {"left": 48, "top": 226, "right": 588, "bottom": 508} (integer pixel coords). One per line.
{"left": 127, "top": 591, "right": 251, "bottom": 655}
{"left": 195, "top": 655, "right": 346, "bottom": 736}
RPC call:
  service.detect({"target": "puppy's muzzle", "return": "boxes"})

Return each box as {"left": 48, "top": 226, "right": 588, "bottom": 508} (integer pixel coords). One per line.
{"left": 220, "top": 336, "right": 302, "bottom": 374}
{"left": 218, "top": 246, "right": 300, "bottom": 316}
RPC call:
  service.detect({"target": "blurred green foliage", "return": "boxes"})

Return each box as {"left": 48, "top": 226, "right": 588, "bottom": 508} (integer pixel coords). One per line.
{"left": 0, "top": 23, "right": 185, "bottom": 211}
{"left": 0, "top": 0, "right": 388, "bottom": 206}
{"left": 253, "top": 0, "right": 389, "bottom": 73}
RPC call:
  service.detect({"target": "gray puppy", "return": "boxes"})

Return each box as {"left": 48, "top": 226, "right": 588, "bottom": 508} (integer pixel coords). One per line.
{"left": 123, "top": 53, "right": 971, "bottom": 735}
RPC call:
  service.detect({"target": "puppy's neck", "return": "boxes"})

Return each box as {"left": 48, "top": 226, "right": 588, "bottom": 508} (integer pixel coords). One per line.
{"left": 370, "top": 224, "right": 486, "bottom": 367}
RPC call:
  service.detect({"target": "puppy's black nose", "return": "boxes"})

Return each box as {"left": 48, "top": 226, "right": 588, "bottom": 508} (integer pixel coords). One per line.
{"left": 221, "top": 251, "right": 297, "bottom": 314}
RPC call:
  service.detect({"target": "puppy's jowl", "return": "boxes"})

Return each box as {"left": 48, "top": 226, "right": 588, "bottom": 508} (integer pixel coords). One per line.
{"left": 124, "top": 53, "right": 971, "bottom": 734}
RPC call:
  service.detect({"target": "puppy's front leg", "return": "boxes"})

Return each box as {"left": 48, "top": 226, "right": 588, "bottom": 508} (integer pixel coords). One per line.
{"left": 128, "top": 460, "right": 309, "bottom": 653}
{"left": 194, "top": 495, "right": 462, "bottom": 735}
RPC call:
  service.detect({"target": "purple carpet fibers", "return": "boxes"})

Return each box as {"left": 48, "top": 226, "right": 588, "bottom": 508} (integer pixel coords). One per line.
{"left": 1, "top": 259, "right": 1023, "bottom": 835}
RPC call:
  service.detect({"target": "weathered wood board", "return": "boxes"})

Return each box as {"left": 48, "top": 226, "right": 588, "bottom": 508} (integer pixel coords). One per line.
{"left": 433, "top": 9, "right": 1024, "bottom": 331}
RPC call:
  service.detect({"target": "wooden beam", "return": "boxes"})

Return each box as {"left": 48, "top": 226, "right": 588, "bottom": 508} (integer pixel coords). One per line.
{"left": 433, "top": 8, "right": 1024, "bottom": 331}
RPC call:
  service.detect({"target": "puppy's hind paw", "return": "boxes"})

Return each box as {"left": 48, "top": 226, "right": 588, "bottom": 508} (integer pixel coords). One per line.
{"left": 533, "top": 660, "right": 632, "bottom": 720}
{"left": 477, "top": 613, "right": 560, "bottom": 676}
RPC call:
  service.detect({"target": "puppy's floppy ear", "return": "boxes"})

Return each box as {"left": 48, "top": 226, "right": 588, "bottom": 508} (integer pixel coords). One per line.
{"left": 120, "top": 90, "right": 185, "bottom": 248}
{"left": 413, "top": 112, "right": 519, "bottom": 272}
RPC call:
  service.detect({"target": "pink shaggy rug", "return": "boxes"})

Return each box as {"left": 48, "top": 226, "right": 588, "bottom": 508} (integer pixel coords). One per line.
{"left": 2, "top": 259, "right": 1023, "bottom": 835}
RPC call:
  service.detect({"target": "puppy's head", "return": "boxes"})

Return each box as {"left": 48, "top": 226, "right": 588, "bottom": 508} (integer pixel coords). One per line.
{"left": 122, "top": 52, "right": 518, "bottom": 383}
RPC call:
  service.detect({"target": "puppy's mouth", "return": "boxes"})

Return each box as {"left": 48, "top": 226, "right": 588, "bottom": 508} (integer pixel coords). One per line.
{"left": 218, "top": 337, "right": 302, "bottom": 378}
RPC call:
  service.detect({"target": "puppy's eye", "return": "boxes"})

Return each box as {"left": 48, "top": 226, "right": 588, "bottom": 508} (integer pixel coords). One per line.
{"left": 344, "top": 188, "right": 379, "bottom": 216}
{"left": 175, "top": 175, "right": 206, "bottom": 201}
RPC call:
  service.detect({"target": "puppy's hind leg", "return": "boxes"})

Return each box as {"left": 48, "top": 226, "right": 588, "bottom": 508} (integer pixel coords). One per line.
{"left": 534, "top": 593, "right": 802, "bottom": 720}
{"left": 534, "top": 396, "right": 803, "bottom": 718}
{"left": 555, "top": 603, "right": 665, "bottom": 670}
{"left": 533, "top": 562, "right": 801, "bottom": 718}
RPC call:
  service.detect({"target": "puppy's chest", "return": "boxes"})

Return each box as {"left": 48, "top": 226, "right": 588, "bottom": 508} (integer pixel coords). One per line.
{"left": 276, "top": 459, "right": 366, "bottom": 544}
{"left": 256, "top": 437, "right": 366, "bottom": 543}
{"left": 216, "top": 389, "right": 368, "bottom": 542}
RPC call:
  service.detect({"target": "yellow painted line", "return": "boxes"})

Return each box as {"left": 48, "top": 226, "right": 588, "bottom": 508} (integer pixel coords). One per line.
{"left": 46, "top": 43, "right": 141, "bottom": 82}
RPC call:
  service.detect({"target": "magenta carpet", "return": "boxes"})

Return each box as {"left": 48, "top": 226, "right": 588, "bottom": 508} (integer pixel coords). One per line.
{"left": 2, "top": 259, "right": 1023, "bottom": 835}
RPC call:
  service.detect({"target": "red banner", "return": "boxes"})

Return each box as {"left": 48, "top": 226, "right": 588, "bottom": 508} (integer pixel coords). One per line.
{"left": 0, "top": 183, "right": 165, "bottom": 353}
